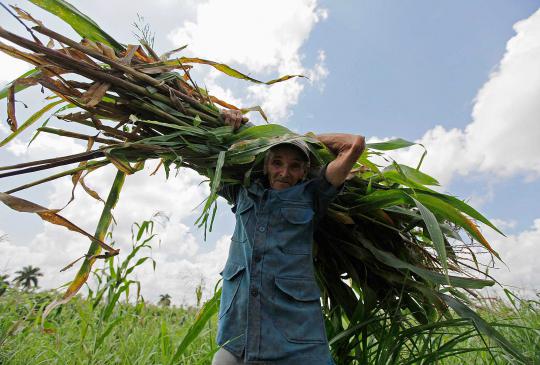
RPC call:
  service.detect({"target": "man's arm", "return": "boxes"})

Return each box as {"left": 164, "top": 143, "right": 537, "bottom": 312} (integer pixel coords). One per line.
{"left": 315, "top": 133, "right": 365, "bottom": 187}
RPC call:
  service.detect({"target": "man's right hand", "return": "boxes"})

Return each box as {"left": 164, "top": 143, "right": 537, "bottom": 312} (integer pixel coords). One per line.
{"left": 221, "top": 109, "right": 246, "bottom": 131}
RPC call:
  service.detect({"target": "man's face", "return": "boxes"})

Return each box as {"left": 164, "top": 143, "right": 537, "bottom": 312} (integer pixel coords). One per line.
{"left": 265, "top": 145, "right": 308, "bottom": 190}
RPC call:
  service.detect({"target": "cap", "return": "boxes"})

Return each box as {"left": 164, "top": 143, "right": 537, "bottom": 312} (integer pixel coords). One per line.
{"left": 267, "top": 136, "right": 311, "bottom": 163}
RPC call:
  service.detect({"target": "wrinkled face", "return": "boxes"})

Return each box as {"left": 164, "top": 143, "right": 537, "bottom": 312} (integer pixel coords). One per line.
{"left": 265, "top": 145, "right": 308, "bottom": 190}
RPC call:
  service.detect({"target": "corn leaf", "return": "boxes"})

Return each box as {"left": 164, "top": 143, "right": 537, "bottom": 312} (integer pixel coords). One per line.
{"left": 0, "top": 68, "right": 41, "bottom": 100}
{"left": 42, "top": 170, "right": 125, "bottom": 320}
{"left": 28, "top": 0, "right": 124, "bottom": 51}
{"left": 0, "top": 100, "right": 64, "bottom": 147}
{"left": 412, "top": 196, "right": 449, "bottom": 283}
{"left": 366, "top": 138, "right": 416, "bottom": 151}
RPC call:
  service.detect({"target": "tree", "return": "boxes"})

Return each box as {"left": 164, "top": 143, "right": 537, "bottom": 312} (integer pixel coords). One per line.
{"left": 158, "top": 294, "right": 172, "bottom": 307}
{"left": 13, "top": 266, "right": 43, "bottom": 291}
{"left": 0, "top": 274, "right": 9, "bottom": 296}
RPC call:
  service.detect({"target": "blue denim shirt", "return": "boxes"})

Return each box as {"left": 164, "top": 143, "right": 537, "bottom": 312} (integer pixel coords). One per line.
{"left": 216, "top": 167, "right": 340, "bottom": 364}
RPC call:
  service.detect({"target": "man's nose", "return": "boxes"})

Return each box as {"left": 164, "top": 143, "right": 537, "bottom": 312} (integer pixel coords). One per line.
{"left": 278, "top": 165, "right": 291, "bottom": 177}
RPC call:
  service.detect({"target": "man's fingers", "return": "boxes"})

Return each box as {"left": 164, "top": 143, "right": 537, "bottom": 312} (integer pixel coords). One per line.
{"left": 221, "top": 109, "right": 245, "bottom": 130}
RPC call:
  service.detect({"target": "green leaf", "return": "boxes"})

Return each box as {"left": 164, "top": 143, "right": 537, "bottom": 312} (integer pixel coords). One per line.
{"left": 355, "top": 237, "right": 494, "bottom": 289}
{"left": 43, "top": 171, "right": 125, "bottom": 320}
{"left": 227, "top": 124, "right": 292, "bottom": 143}
{"left": 0, "top": 100, "right": 65, "bottom": 148}
{"left": 439, "top": 293, "right": 531, "bottom": 364}
{"left": 412, "top": 197, "right": 449, "bottom": 283}
{"left": 424, "top": 192, "right": 504, "bottom": 236}
{"left": 350, "top": 190, "right": 410, "bottom": 213}
{"left": 415, "top": 193, "right": 500, "bottom": 259}
{"left": 0, "top": 69, "right": 41, "bottom": 100}
{"left": 366, "top": 138, "right": 416, "bottom": 151}
{"left": 169, "top": 288, "right": 222, "bottom": 365}
{"left": 169, "top": 57, "right": 305, "bottom": 85}
{"left": 386, "top": 164, "right": 440, "bottom": 186}
{"left": 28, "top": 0, "right": 124, "bottom": 51}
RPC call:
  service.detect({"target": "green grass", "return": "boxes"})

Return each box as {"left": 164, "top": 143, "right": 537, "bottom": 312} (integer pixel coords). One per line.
{"left": 0, "top": 289, "right": 538, "bottom": 364}
{"left": 0, "top": 289, "right": 218, "bottom": 365}
{"left": 0, "top": 221, "right": 537, "bottom": 365}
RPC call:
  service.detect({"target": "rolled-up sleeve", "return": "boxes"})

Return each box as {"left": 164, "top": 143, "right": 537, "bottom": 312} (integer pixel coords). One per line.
{"left": 307, "top": 164, "right": 344, "bottom": 219}
{"left": 217, "top": 183, "right": 241, "bottom": 205}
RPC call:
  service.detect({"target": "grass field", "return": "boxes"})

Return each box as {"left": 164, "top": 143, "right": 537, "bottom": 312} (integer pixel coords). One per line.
{"left": 1, "top": 221, "right": 539, "bottom": 365}
{"left": 0, "top": 287, "right": 538, "bottom": 364}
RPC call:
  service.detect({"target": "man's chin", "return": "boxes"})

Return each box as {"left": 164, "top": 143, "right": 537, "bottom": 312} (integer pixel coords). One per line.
{"left": 272, "top": 181, "right": 291, "bottom": 190}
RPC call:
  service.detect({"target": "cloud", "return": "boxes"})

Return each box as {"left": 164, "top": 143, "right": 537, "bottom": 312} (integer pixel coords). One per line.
{"left": 482, "top": 218, "right": 540, "bottom": 297}
{"left": 0, "top": 158, "right": 228, "bottom": 304}
{"left": 384, "top": 9, "right": 540, "bottom": 186}
{"left": 168, "top": 0, "right": 329, "bottom": 123}
{"left": 0, "top": 50, "right": 31, "bottom": 84}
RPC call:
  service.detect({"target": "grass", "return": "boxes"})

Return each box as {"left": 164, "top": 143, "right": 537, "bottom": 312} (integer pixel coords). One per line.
{"left": 0, "top": 219, "right": 538, "bottom": 364}
{"left": 0, "top": 289, "right": 217, "bottom": 364}
{"left": 0, "top": 289, "right": 538, "bottom": 364}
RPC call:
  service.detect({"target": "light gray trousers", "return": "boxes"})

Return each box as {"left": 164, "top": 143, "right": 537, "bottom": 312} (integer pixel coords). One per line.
{"left": 212, "top": 348, "right": 244, "bottom": 365}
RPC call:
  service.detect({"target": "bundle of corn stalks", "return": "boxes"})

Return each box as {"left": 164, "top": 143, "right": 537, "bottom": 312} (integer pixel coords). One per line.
{"left": 0, "top": 1, "right": 529, "bottom": 362}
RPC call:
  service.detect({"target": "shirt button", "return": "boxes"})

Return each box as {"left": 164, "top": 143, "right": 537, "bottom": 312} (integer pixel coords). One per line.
{"left": 250, "top": 287, "right": 259, "bottom": 297}
{"left": 254, "top": 255, "right": 261, "bottom": 263}
{"left": 258, "top": 226, "right": 266, "bottom": 232}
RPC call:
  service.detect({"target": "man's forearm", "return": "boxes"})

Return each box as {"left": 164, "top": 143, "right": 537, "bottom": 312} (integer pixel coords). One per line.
{"left": 315, "top": 133, "right": 365, "bottom": 187}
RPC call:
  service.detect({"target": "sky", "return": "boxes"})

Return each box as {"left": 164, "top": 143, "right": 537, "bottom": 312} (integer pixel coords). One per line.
{"left": 0, "top": 0, "right": 539, "bottom": 305}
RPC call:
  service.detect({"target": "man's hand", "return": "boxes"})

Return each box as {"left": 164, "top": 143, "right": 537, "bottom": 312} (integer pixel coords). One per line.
{"left": 221, "top": 109, "right": 246, "bottom": 131}
{"left": 315, "top": 133, "right": 365, "bottom": 188}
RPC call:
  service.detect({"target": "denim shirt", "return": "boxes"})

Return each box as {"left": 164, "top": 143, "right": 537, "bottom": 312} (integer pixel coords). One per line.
{"left": 216, "top": 167, "right": 341, "bottom": 364}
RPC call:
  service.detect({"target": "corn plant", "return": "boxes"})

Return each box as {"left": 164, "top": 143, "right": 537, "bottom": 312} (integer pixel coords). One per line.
{"left": 0, "top": 1, "right": 531, "bottom": 363}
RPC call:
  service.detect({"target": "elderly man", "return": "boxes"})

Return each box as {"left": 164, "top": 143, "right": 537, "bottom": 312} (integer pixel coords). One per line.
{"left": 213, "top": 110, "right": 365, "bottom": 365}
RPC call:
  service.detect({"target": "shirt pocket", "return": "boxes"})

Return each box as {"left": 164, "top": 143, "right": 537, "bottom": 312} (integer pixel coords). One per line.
{"left": 278, "top": 206, "right": 314, "bottom": 254}
{"left": 218, "top": 262, "right": 246, "bottom": 319}
{"left": 272, "top": 276, "right": 326, "bottom": 344}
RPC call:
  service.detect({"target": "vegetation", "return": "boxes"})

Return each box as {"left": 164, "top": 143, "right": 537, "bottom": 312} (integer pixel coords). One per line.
{"left": 0, "top": 274, "right": 9, "bottom": 296}
{"left": 159, "top": 294, "right": 172, "bottom": 307}
{"left": 0, "top": 221, "right": 538, "bottom": 364}
{"left": 0, "top": 0, "right": 536, "bottom": 363}
{"left": 12, "top": 265, "right": 43, "bottom": 291}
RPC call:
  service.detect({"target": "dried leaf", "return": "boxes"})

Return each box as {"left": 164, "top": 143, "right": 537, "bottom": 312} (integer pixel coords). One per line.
{"left": 240, "top": 105, "right": 268, "bottom": 122}
{"left": 178, "top": 57, "right": 305, "bottom": 85}
{"left": 63, "top": 137, "right": 95, "bottom": 209}
{"left": 58, "top": 47, "right": 99, "bottom": 67}
{"left": 80, "top": 38, "right": 100, "bottom": 52}
{"left": 96, "top": 41, "right": 117, "bottom": 59}
{"left": 80, "top": 82, "right": 110, "bottom": 107}
{"left": 160, "top": 44, "right": 187, "bottom": 61}
{"left": 0, "top": 41, "right": 47, "bottom": 66}
{"left": 0, "top": 192, "right": 118, "bottom": 255}
{"left": 7, "top": 84, "right": 17, "bottom": 131}
{"left": 119, "top": 44, "right": 139, "bottom": 65}
{"left": 11, "top": 5, "right": 44, "bottom": 27}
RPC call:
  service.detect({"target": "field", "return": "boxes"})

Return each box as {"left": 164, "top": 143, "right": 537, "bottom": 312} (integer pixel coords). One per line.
{"left": 1, "top": 286, "right": 538, "bottom": 364}
{"left": 1, "top": 222, "right": 539, "bottom": 365}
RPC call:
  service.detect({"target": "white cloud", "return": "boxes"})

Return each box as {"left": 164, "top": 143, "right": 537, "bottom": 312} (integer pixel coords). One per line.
{"left": 0, "top": 0, "right": 328, "bottom": 305}
{"left": 385, "top": 9, "right": 540, "bottom": 186}
{"left": 0, "top": 50, "right": 31, "bottom": 84}
{"left": 168, "top": 0, "right": 329, "bottom": 123}
{"left": 482, "top": 219, "right": 540, "bottom": 297}
{"left": 0, "top": 160, "right": 228, "bottom": 304}
{"left": 169, "top": 0, "right": 327, "bottom": 73}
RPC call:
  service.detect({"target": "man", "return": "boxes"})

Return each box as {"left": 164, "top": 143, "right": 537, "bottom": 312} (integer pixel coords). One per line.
{"left": 213, "top": 110, "right": 365, "bottom": 365}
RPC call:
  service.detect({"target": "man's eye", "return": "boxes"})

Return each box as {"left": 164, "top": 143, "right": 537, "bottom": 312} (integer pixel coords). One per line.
{"left": 272, "top": 160, "right": 283, "bottom": 166}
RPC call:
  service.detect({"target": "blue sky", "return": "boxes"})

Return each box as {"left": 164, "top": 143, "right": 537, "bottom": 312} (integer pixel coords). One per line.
{"left": 0, "top": 0, "right": 539, "bottom": 303}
